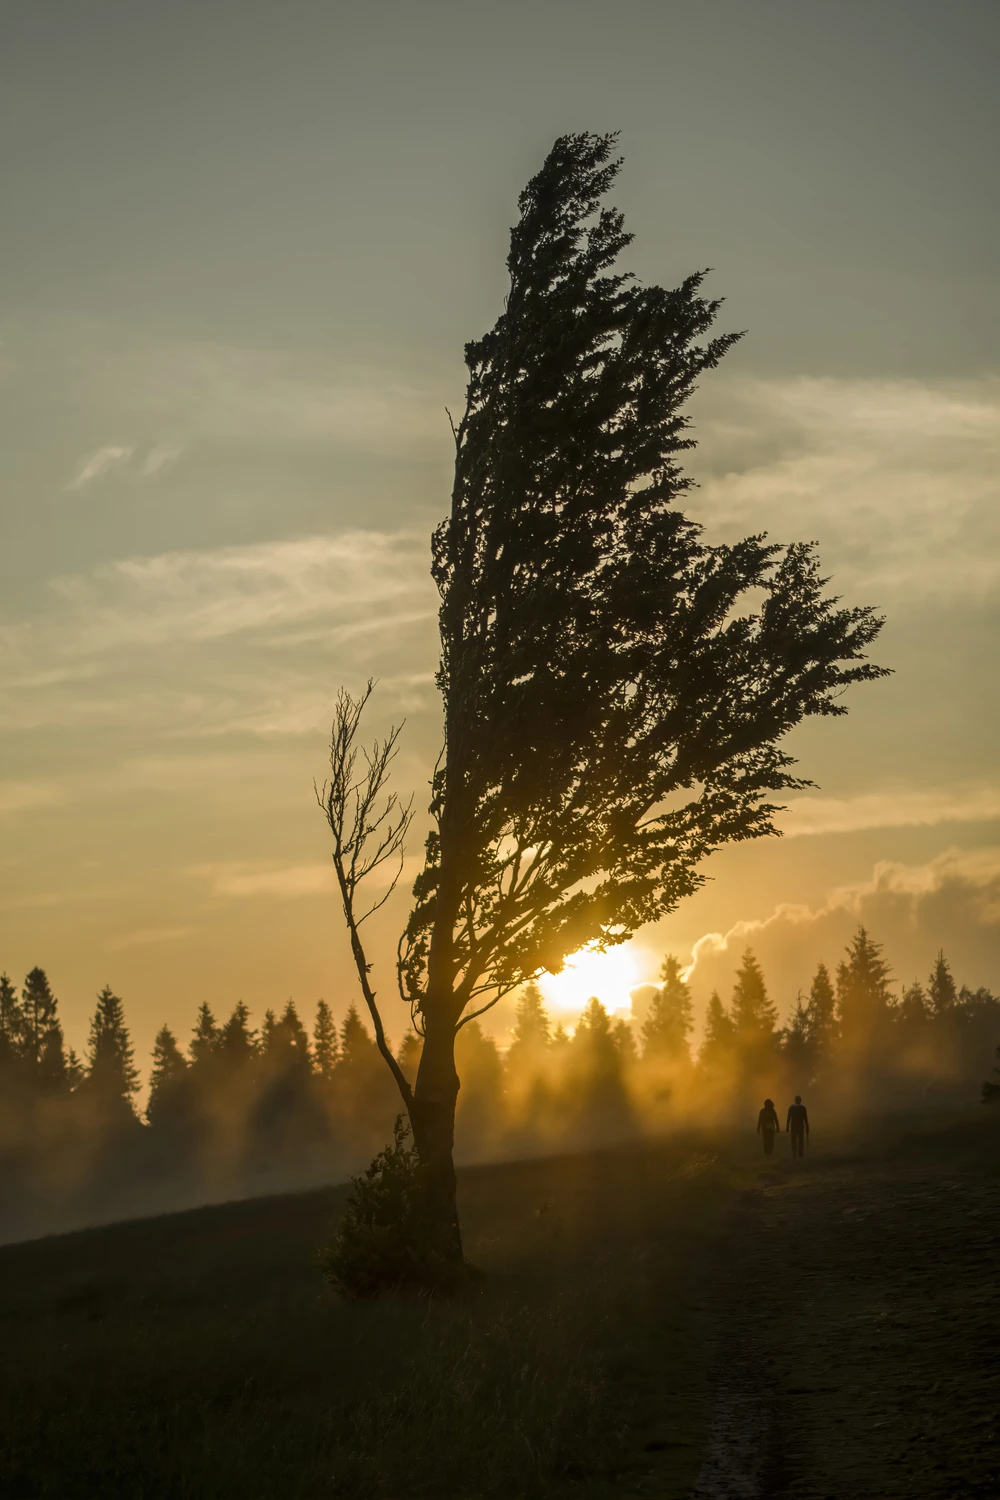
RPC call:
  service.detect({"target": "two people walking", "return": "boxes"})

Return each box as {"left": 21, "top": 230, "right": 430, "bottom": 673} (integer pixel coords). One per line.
{"left": 756, "top": 1095, "right": 810, "bottom": 1157}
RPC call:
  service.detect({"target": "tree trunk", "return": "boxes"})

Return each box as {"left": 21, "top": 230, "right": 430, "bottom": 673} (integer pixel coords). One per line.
{"left": 410, "top": 1010, "right": 463, "bottom": 1263}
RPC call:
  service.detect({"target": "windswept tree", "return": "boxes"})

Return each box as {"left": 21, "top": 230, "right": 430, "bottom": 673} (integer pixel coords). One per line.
{"left": 321, "top": 132, "right": 885, "bottom": 1270}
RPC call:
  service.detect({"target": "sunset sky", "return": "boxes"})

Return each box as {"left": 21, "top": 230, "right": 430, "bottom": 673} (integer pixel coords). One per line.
{"left": 2, "top": 0, "right": 998, "bottom": 1064}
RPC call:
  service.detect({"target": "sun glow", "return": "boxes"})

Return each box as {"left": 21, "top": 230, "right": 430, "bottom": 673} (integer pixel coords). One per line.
{"left": 537, "top": 944, "right": 645, "bottom": 1023}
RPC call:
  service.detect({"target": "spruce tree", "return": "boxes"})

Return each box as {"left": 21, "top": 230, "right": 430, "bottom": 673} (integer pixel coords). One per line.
{"left": 38, "top": 1023, "right": 69, "bottom": 1092}
{"left": 780, "top": 995, "right": 812, "bottom": 1079}
{"left": 280, "top": 1000, "right": 311, "bottom": 1066}
{"left": 572, "top": 998, "right": 618, "bottom": 1073}
{"left": 66, "top": 1049, "right": 85, "bottom": 1090}
{"left": 699, "top": 991, "right": 735, "bottom": 1069}
{"left": 189, "top": 1002, "right": 220, "bottom": 1065}
{"left": 805, "top": 961, "right": 837, "bottom": 1058}
{"left": 612, "top": 1016, "right": 638, "bottom": 1068}
{"left": 506, "top": 981, "right": 552, "bottom": 1076}
{"left": 219, "top": 1001, "right": 257, "bottom": 1067}
{"left": 0, "top": 972, "right": 25, "bottom": 1069}
{"left": 640, "top": 954, "right": 693, "bottom": 1061}
{"left": 260, "top": 1008, "right": 279, "bottom": 1055}
{"left": 86, "top": 985, "right": 140, "bottom": 1111}
{"left": 340, "top": 1004, "right": 374, "bottom": 1069}
{"left": 313, "top": 999, "right": 339, "bottom": 1083}
{"left": 899, "top": 981, "right": 930, "bottom": 1025}
{"left": 21, "top": 967, "right": 58, "bottom": 1072}
{"left": 928, "top": 950, "right": 958, "bottom": 1018}
{"left": 147, "top": 1025, "right": 189, "bottom": 1129}
{"left": 730, "top": 949, "right": 778, "bottom": 1045}
{"left": 396, "top": 1030, "right": 422, "bottom": 1084}
{"left": 836, "top": 926, "right": 894, "bottom": 1051}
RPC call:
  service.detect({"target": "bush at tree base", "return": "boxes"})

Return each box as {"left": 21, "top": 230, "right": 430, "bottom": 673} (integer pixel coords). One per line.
{"left": 318, "top": 1116, "right": 464, "bottom": 1298}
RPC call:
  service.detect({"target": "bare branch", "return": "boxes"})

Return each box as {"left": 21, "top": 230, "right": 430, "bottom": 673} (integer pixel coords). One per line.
{"left": 318, "top": 682, "right": 415, "bottom": 1109}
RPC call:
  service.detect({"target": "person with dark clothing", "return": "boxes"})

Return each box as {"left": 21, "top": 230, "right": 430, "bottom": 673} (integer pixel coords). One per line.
{"left": 786, "top": 1095, "right": 809, "bottom": 1158}
{"left": 756, "top": 1098, "right": 780, "bottom": 1156}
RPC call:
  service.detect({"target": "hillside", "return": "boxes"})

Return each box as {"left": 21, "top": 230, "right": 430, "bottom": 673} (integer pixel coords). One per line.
{"left": 2, "top": 1116, "right": 998, "bottom": 1498}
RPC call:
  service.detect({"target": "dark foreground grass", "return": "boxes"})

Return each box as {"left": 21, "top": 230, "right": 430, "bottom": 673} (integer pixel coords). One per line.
{"left": 0, "top": 1138, "right": 747, "bottom": 1499}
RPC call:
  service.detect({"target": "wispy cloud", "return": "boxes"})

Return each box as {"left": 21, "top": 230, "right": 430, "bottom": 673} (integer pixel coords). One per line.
{"left": 189, "top": 854, "right": 423, "bottom": 899}
{"left": 778, "top": 783, "right": 1000, "bottom": 839}
{"left": 0, "top": 780, "right": 65, "bottom": 817}
{"left": 67, "top": 445, "right": 134, "bottom": 491}
{"left": 693, "top": 374, "right": 1000, "bottom": 603}
{"left": 108, "top": 926, "right": 196, "bottom": 950}
{"left": 0, "top": 530, "right": 436, "bottom": 734}
{"left": 189, "top": 861, "right": 336, "bottom": 899}
{"left": 50, "top": 530, "right": 431, "bottom": 651}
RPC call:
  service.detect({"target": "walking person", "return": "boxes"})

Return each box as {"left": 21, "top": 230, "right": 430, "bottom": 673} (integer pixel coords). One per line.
{"left": 786, "top": 1095, "right": 809, "bottom": 1158}
{"left": 756, "top": 1097, "right": 780, "bottom": 1156}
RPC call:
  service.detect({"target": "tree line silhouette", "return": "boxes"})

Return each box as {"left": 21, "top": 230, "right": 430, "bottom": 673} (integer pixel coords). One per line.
{"left": 1, "top": 924, "right": 997, "bottom": 1239}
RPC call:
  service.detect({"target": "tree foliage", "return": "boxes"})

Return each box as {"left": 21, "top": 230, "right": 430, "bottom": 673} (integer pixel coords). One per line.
{"left": 397, "top": 131, "right": 886, "bottom": 1017}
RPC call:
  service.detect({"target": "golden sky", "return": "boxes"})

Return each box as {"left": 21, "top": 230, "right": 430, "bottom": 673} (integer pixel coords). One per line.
{"left": 1, "top": 0, "right": 998, "bottom": 1062}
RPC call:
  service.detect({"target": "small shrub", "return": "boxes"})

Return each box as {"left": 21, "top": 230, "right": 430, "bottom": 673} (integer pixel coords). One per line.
{"left": 319, "top": 1116, "right": 463, "bottom": 1298}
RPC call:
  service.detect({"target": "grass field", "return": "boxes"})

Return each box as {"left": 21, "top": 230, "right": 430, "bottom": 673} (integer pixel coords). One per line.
{"left": 3, "top": 1113, "right": 998, "bottom": 1499}
{"left": 0, "top": 1137, "right": 747, "bottom": 1499}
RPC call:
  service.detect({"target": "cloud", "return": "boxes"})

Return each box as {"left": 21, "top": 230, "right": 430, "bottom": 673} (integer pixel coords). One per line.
{"left": 139, "top": 444, "right": 182, "bottom": 478}
{"left": 692, "top": 374, "right": 1000, "bottom": 604}
{"left": 108, "top": 926, "right": 196, "bottom": 950}
{"left": 189, "top": 854, "right": 423, "bottom": 900}
{"left": 0, "top": 530, "right": 437, "bottom": 734}
{"left": 778, "top": 784, "right": 1000, "bottom": 839}
{"left": 50, "top": 530, "right": 432, "bottom": 650}
{"left": 0, "top": 780, "right": 65, "bottom": 817}
{"left": 67, "top": 445, "right": 134, "bottom": 491}
{"left": 684, "top": 847, "right": 1000, "bottom": 1024}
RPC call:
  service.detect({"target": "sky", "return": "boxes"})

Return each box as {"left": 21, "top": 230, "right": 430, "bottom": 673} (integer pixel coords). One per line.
{"left": 1, "top": 0, "right": 998, "bottom": 1063}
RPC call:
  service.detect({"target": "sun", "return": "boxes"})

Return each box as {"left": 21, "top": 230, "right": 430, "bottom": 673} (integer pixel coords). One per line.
{"left": 537, "top": 944, "right": 643, "bottom": 1021}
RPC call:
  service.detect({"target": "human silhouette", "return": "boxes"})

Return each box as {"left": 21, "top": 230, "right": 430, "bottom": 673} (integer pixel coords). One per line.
{"left": 756, "top": 1097, "right": 780, "bottom": 1156}
{"left": 786, "top": 1095, "right": 809, "bottom": 1158}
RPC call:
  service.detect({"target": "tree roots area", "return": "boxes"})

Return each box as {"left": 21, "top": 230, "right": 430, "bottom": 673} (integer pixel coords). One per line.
{"left": 1, "top": 1113, "right": 997, "bottom": 1499}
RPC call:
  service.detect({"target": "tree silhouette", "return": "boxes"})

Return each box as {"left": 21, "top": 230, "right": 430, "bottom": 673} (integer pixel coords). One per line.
{"left": 322, "top": 131, "right": 886, "bottom": 1268}
{"left": 805, "top": 961, "right": 837, "bottom": 1060}
{"left": 928, "top": 950, "right": 958, "bottom": 1018}
{"left": 0, "top": 973, "right": 24, "bottom": 1079}
{"left": 86, "top": 985, "right": 140, "bottom": 1112}
{"left": 699, "top": 991, "right": 735, "bottom": 1070}
{"left": 731, "top": 948, "right": 778, "bottom": 1049}
{"left": 21, "top": 968, "right": 58, "bottom": 1074}
{"left": 38, "top": 1023, "right": 69, "bottom": 1093}
{"left": 640, "top": 955, "right": 693, "bottom": 1061}
{"left": 780, "top": 995, "right": 813, "bottom": 1080}
{"left": 189, "top": 1003, "right": 220, "bottom": 1066}
{"left": 147, "top": 1025, "right": 189, "bottom": 1131}
{"left": 313, "top": 999, "right": 339, "bottom": 1083}
{"left": 836, "top": 926, "right": 894, "bottom": 1052}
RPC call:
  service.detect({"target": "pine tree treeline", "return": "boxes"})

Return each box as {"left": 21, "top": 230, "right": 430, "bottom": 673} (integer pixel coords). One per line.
{"left": 1, "top": 926, "right": 998, "bottom": 1238}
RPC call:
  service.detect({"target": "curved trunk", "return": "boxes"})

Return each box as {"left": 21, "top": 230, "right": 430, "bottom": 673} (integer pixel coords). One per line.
{"left": 410, "top": 1010, "right": 462, "bottom": 1262}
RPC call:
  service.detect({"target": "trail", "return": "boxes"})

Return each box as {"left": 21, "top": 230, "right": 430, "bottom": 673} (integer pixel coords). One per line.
{"left": 690, "top": 1137, "right": 1000, "bottom": 1499}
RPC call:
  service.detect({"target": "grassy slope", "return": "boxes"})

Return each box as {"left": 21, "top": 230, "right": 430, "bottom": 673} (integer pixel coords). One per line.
{"left": 0, "top": 1138, "right": 748, "bottom": 1500}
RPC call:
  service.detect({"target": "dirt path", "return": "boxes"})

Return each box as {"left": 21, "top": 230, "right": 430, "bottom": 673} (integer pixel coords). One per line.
{"left": 691, "top": 1139, "right": 1000, "bottom": 1499}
